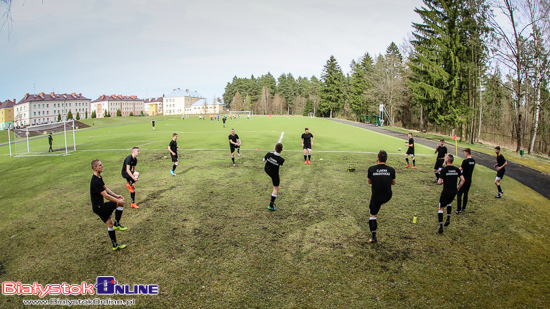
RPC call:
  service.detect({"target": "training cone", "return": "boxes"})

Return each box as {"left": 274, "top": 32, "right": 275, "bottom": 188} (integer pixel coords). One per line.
{"left": 413, "top": 215, "right": 417, "bottom": 224}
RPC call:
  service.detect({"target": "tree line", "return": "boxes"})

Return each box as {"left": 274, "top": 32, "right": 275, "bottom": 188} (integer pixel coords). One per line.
{"left": 223, "top": 0, "right": 550, "bottom": 156}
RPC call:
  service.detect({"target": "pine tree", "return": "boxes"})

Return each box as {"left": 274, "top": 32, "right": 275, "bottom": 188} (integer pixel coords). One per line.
{"left": 76, "top": 112, "right": 80, "bottom": 120}
{"left": 66, "top": 110, "right": 73, "bottom": 120}
{"left": 91, "top": 111, "right": 96, "bottom": 119}
{"left": 408, "top": 0, "right": 471, "bottom": 127}
{"left": 232, "top": 91, "right": 243, "bottom": 111}
{"left": 349, "top": 57, "right": 369, "bottom": 120}
{"left": 319, "top": 55, "right": 345, "bottom": 118}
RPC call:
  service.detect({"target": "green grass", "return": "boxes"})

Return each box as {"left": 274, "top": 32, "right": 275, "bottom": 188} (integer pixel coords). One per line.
{"left": 1, "top": 116, "right": 549, "bottom": 308}
{"left": 384, "top": 125, "right": 550, "bottom": 175}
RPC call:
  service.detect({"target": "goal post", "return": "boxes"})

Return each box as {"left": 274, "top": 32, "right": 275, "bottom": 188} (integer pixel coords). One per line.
{"left": 11, "top": 120, "right": 76, "bottom": 157}
{"left": 229, "top": 111, "right": 253, "bottom": 118}
{"left": 308, "top": 112, "right": 314, "bottom": 118}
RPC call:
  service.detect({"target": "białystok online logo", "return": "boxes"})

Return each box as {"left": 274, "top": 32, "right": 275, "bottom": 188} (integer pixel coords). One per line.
{"left": 2, "top": 276, "right": 158, "bottom": 297}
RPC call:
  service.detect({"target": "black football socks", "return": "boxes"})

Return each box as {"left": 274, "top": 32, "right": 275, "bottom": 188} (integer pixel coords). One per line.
{"left": 369, "top": 217, "right": 377, "bottom": 239}
{"left": 270, "top": 194, "right": 277, "bottom": 207}
{"left": 114, "top": 207, "right": 123, "bottom": 226}
{"left": 108, "top": 228, "right": 117, "bottom": 248}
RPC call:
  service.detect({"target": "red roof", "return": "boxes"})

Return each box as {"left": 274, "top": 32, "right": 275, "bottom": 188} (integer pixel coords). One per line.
{"left": 91, "top": 94, "right": 143, "bottom": 103}
{"left": 17, "top": 92, "right": 89, "bottom": 104}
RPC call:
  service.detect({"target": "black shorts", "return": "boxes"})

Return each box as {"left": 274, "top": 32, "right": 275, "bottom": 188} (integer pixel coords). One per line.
{"left": 303, "top": 144, "right": 312, "bottom": 150}
{"left": 265, "top": 170, "right": 280, "bottom": 186}
{"left": 369, "top": 195, "right": 392, "bottom": 216}
{"left": 439, "top": 192, "right": 457, "bottom": 207}
{"left": 171, "top": 154, "right": 179, "bottom": 162}
{"left": 434, "top": 159, "right": 445, "bottom": 170}
{"left": 122, "top": 171, "right": 135, "bottom": 183}
{"left": 496, "top": 170, "right": 505, "bottom": 179}
{"left": 93, "top": 202, "right": 118, "bottom": 223}
{"left": 458, "top": 180, "right": 471, "bottom": 195}
{"left": 406, "top": 149, "right": 414, "bottom": 155}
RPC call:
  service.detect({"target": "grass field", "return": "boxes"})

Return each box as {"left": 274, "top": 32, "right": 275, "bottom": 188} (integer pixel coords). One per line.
{"left": 1, "top": 116, "right": 549, "bottom": 308}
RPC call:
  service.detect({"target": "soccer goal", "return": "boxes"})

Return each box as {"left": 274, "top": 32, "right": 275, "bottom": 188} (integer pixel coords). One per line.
{"left": 230, "top": 111, "right": 253, "bottom": 118}
{"left": 10, "top": 120, "right": 76, "bottom": 157}
{"left": 308, "top": 112, "right": 314, "bottom": 118}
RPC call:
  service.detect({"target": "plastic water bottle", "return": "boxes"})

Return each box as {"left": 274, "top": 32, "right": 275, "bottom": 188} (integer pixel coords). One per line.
{"left": 413, "top": 214, "right": 417, "bottom": 224}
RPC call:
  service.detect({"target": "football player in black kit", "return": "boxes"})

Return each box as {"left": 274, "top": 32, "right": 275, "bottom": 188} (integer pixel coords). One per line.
{"left": 168, "top": 133, "right": 180, "bottom": 176}
{"left": 301, "top": 128, "right": 314, "bottom": 164}
{"left": 263, "top": 143, "right": 285, "bottom": 211}
{"left": 494, "top": 146, "right": 508, "bottom": 198}
{"left": 404, "top": 133, "right": 415, "bottom": 168}
{"left": 437, "top": 154, "right": 464, "bottom": 233}
{"left": 90, "top": 159, "right": 127, "bottom": 251}
{"left": 367, "top": 150, "right": 396, "bottom": 243}
{"left": 456, "top": 148, "right": 475, "bottom": 214}
{"left": 122, "top": 147, "right": 140, "bottom": 209}
{"left": 433, "top": 139, "right": 447, "bottom": 182}
{"left": 228, "top": 129, "right": 241, "bottom": 166}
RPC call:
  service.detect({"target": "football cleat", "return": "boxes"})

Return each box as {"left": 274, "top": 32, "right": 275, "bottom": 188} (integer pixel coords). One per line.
{"left": 412, "top": 166, "right": 416, "bottom": 169}
{"left": 405, "top": 164, "right": 411, "bottom": 168}
{"left": 308, "top": 160, "right": 311, "bottom": 164}
{"left": 304, "top": 161, "right": 308, "bottom": 165}
{"left": 433, "top": 179, "right": 439, "bottom": 183}
{"left": 455, "top": 210, "right": 462, "bottom": 215}
{"left": 444, "top": 220, "right": 450, "bottom": 227}
{"left": 131, "top": 203, "right": 140, "bottom": 209}
{"left": 495, "top": 193, "right": 502, "bottom": 198}
{"left": 170, "top": 169, "right": 175, "bottom": 176}
{"left": 267, "top": 205, "right": 276, "bottom": 211}
{"left": 368, "top": 237, "right": 378, "bottom": 243}
{"left": 113, "top": 225, "right": 128, "bottom": 231}
{"left": 112, "top": 244, "right": 127, "bottom": 251}
{"left": 438, "top": 225, "right": 444, "bottom": 233}
{"left": 126, "top": 183, "right": 135, "bottom": 193}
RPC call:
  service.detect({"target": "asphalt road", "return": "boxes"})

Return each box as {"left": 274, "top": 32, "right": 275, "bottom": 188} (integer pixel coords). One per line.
{"left": 329, "top": 118, "right": 550, "bottom": 201}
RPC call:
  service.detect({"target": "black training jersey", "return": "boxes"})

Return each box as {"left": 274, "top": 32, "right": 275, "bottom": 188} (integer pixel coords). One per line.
{"left": 169, "top": 140, "right": 178, "bottom": 154}
{"left": 461, "top": 158, "right": 476, "bottom": 180}
{"left": 440, "top": 165, "right": 461, "bottom": 194}
{"left": 121, "top": 155, "right": 137, "bottom": 174}
{"left": 229, "top": 133, "right": 240, "bottom": 145}
{"left": 408, "top": 138, "right": 414, "bottom": 152}
{"left": 90, "top": 174, "right": 105, "bottom": 208}
{"left": 48, "top": 135, "right": 53, "bottom": 144}
{"left": 496, "top": 154, "right": 506, "bottom": 171}
{"left": 368, "top": 164, "right": 396, "bottom": 199}
{"left": 301, "top": 133, "right": 314, "bottom": 146}
{"left": 436, "top": 145, "right": 447, "bottom": 159}
{"left": 264, "top": 152, "right": 285, "bottom": 174}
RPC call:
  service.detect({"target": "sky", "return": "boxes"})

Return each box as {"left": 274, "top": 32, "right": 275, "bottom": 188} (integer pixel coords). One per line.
{"left": 0, "top": 0, "right": 423, "bottom": 103}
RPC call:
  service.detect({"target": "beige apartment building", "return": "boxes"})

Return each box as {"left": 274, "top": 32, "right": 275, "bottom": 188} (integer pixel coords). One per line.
{"left": 90, "top": 94, "right": 144, "bottom": 118}
{"left": 14, "top": 92, "right": 91, "bottom": 127}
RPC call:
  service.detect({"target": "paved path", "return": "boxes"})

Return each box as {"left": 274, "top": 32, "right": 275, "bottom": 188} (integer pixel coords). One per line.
{"left": 329, "top": 118, "right": 550, "bottom": 201}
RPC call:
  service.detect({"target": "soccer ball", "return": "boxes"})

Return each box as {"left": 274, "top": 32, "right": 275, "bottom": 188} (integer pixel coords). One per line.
{"left": 398, "top": 148, "right": 401, "bottom": 151}
{"left": 134, "top": 171, "right": 140, "bottom": 179}
{"left": 89, "top": 136, "right": 92, "bottom": 139}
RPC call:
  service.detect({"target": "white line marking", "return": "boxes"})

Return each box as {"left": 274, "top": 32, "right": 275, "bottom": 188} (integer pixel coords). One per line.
{"left": 135, "top": 141, "right": 155, "bottom": 148}
{"left": 278, "top": 131, "right": 284, "bottom": 143}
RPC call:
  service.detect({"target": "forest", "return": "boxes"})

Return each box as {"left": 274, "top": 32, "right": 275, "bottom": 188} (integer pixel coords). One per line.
{"left": 222, "top": 0, "right": 550, "bottom": 156}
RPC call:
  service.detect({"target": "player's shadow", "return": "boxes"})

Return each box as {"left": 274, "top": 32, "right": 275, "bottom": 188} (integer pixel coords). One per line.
{"left": 178, "top": 166, "right": 195, "bottom": 175}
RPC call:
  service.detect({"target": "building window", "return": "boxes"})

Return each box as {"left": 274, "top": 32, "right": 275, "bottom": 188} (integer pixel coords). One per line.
{"left": 34, "top": 112, "right": 36, "bottom": 116}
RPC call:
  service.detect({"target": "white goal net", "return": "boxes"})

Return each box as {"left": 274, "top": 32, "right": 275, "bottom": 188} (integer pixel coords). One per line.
{"left": 308, "top": 112, "right": 314, "bottom": 118}
{"left": 229, "top": 111, "right": 253, "bottom": 118}
{"left": 10, "top": 120, "right": 76, "bottom": 157}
